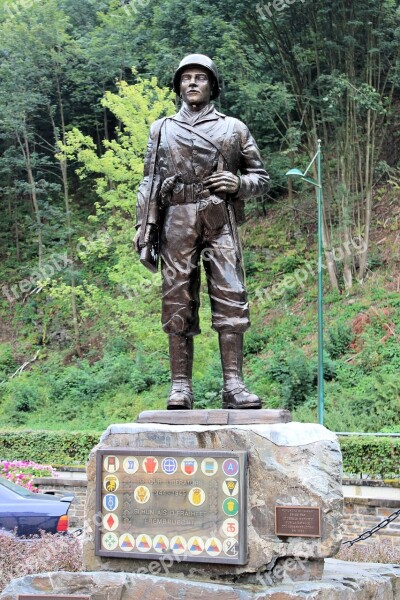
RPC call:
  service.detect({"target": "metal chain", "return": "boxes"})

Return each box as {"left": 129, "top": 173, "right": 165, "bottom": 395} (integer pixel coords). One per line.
{"left": 342, "top": 507, "right": 400, "bottom": 547}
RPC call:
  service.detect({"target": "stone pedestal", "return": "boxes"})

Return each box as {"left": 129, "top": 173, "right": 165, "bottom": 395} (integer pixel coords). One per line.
{"left": 83, "top": 414, "right": 343, "bottom": 582}
{"left": 2, "top": 560, "right": 400, "bottom": 600}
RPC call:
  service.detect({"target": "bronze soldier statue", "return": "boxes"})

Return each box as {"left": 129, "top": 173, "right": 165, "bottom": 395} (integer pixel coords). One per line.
{"left": 135, "top": 54, "right": 270, "bottom": 411}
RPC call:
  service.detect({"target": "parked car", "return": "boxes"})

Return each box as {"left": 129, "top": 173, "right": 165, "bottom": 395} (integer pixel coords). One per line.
{"left": 0, "top": 475, "right": 73, "bottom": 536}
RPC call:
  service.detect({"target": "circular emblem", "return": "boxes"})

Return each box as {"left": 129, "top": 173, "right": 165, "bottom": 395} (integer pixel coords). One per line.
{"left": 170, "top": 535, "right": 187, "bottom": 555}
{"left": 223, "top": 538, "right": 239, "bottom": 557}
{"left": 205, "top": 537, "right": 222, "bottom": 557}
{"left": 134, "top": 485, "right": 150, "bottom": 504}
{"left": 222, "top": 517, "right": 239, "bottom": 538}
{"left": 136, "top": 534, "right": 152, "bottom": 552}
{"left": 103, "top": 455, "right": 119, "bottom": 473}
{"left": 153, "top": 534, "right": 169, "bottom": 553}
{"left": 119, "top": 533, "right": 135, "bottom": 551}
{"left": 222, "top": 478, "right": 239, "bottom": 497}
{"left": 187, "top": 536, "right": 205, "bottom": 556}
{"left": 222, "top": 497, "right": 239, "bottom": 516}
{"left": 102, "top": 513, "right": 119, "bottom": 532}
{"left": 123, "top": 456, "right": 139, "bottom": 474}
{"left": 201, "top": 457, "right": 218, "bottom": 476}
{"left": 103, "top": 475, "right": 119, "bottom": 493}
{"left": 222, "top": 458, "right": 239, "bottom": 477}
{"left": 142, "top": 456, "right": 158, "bottom": 474}
{"left": 188, "top": 487, "right": 206, "bottom": 506}
{"left": 181, "top": 457, "right": 198, "bottom": 476}
{"left": 162, "top": 457, "right": 178, "bottom": 475}
{"left": 103, "top": 494, "right": 119, "bottom": 512}
{"left": 102, "top": 532, "right": 118, "bottom": 550}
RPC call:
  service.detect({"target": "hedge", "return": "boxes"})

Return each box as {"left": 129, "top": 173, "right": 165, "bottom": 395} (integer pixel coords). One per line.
{"left": 0, "top": 431, "right": 399, "bottom": 478}
{"left": 0, "top": 430, "right": 101, "bottom": 466}
{"left": 339, "top": 436, "right": 400, "bottom": 480}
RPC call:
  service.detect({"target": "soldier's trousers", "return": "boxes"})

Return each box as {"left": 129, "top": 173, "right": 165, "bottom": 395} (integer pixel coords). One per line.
{"left": 160, "top": 202, "right": 250, "bottom": 336}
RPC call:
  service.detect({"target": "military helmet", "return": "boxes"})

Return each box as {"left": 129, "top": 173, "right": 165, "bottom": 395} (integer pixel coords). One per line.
{"left": 173, "top": 53, "right": 221, "bottom": 100}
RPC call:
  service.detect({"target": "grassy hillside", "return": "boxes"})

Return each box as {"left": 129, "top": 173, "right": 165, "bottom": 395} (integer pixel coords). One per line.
{"left": 0, "top": 184, "right": 398, "bottom": 433}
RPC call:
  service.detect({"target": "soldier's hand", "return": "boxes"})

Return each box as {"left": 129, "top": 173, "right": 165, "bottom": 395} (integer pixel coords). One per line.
{"left": 134, "top": 225, "right": 158, "bottom": 255}
{"left": 204, "top": 171, "right": 240, "bottom": 194}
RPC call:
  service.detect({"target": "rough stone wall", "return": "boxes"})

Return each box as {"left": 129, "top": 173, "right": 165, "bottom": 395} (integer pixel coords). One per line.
{"left": 343, "top": 497, "right": 400, "bottom": 548}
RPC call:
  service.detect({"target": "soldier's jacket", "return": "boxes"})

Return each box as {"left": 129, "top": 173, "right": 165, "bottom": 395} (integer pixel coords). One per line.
{"left": 136, "top": 103, "right": 270, "bottom": 230}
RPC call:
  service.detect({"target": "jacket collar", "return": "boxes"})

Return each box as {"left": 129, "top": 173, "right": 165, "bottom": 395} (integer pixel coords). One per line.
{"left": 173, "top": 103, "right": 226, "bottom": 125}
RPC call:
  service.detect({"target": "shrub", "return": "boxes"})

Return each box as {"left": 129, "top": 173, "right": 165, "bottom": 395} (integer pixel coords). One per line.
{"left": 326, "top": 323, "right": 353, "bottom": 359}
{"left": 0, "top": 430, "right": 101, "bottom": 466}
{"left": 340, "top": 436, "right": 400, "bottom": 479}
{"left": 267, "top": 348, "right": 314, "bottom": 409}
{"left": 0, "top": 531, "right": 83, "bottom": 592}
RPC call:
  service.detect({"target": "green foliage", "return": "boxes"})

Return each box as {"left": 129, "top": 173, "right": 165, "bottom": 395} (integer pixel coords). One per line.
{"left": 267, "top": 348, "right": 314, "bottom": 410}
{"left": 326, "top": 323, "right": 354, "bottom": 359}
{"left": 340, "top": 436, "right": 400, "bottom": 479}
{"left": 0, "top": 430, "right": 100, "bottom": 465}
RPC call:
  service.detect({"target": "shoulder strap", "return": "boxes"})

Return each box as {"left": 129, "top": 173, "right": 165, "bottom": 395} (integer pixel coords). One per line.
{"left": 217, "top": 117, "right": 236, "bottom": 172}
{"left": 174, "top": 120, "right": 229, "bottom": 165}
{"left": 139, "top": 117, "right": 167, "bottom": 246}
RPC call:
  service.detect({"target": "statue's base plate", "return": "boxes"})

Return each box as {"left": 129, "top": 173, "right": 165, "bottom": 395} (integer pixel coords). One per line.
{"left": 137, "top": 408, "right": 291, "bottom": 425}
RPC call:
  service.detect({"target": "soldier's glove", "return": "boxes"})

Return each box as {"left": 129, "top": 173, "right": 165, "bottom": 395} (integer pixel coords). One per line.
{"left": 133, "top": 224, "right": 158, "bottom": 255}
{"left": 160, "top": 174, "right": 181, "bottom": 205}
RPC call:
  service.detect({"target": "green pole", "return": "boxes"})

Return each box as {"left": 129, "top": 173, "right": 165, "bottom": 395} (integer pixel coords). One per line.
{"left": 317, "top": 139, "right": 324, "bottom": 425}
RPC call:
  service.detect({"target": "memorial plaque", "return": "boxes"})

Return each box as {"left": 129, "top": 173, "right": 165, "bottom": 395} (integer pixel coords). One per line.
{"left": 95, "top": 448, "right": 247, "bottom": 564}
{"left": 275, "top": 506, "right": 321, "bottom": 537}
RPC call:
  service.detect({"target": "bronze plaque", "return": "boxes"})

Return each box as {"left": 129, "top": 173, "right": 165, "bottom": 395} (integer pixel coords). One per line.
{"left": 275, "top": 506, "right": 321, "bottom": 537}
{"left": 95, "top": 448, "right": 247, "bottom": 564}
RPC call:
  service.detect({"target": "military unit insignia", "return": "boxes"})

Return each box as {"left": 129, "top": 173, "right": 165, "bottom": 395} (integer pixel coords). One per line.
{"left": 97, "top": 450, "right": 245, "bottom": 563}
{"left": 181, "top": 457, "right": 198, "bottom": 475}
{"left": 119, "top": 533, "right": 135, "bottom": 551}
{"left": 205, "top": 537, "right": 222, "bottom": 557}
{"left": 162, "top": 457, "right": 178, "bottom": 475}
{"left": 104, "top": 455, "right": 119, "bottom": 473}
{"left": 188, "top": 487, "right": 206, "bottom": 506}
{"left": 102, "top": 532, "right": 118, "bottom": 550}
{"left": 153, "top": 534, "right": 169, "bottom": 553}
{"left": 222, "top": 517, "right": 239, "bottom": 537}
{"left": 223, "top": 538, "right": 239, "bottom": 557}
{"left": 136, "top": 534, "right": 152, "bottom": 552}
{"left": 223, "top": 497, "right": 239, "bottom": 516}
{"left": 123, "top": 456, "right": 139, "bottom": 474}
{"left": 187, "top": 536, "right": 205, "bottom": 555}
{"left": 143, "top": 456, "right": 158, "bottom": 474}
{"left": 102, "top": 512, "right": 119, "bottom": 532}
{"left": 222, "top": 458, "right": 239, "bottom": 477}
{"left": 103, "top": 475, "right": 119, "bottom": 493}
{"left": 103, "top": 493, "right": 119, "bottom": 512}
{"left": 201, "top": 457, "right": 218, "bottom": 476}
{"left": 134, "top": 485, "right": 150, "bottom": 504}
{"left": 222, "top": 478, "right": 238, "bottom": 497}
{"left": 170, "top": 535, "right": 187, "bottom": 554}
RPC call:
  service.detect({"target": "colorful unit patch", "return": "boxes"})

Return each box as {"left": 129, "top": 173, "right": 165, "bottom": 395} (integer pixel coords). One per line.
{"left": 205, "top": 537, "right": 222, "bottom": 557}
{"left": 102, "top": 532, "right": 118, "bottom": 550}
{"left": 222, "top": 458, "right": 239, "bottom": 477}
{"left": 181, "top": 457, "right": 198, "bottom": 476}
{"left": 222, "top": 497, "right": 239, "bottom": 516}
{"left": 103, "top": 475, "right": 119, "bottom": 493}
{"left": 102, "top": 512, "right": 119, "bottom": 532}
{"left": 136, "top": 534, "right": 152, "bottom": 552}
{"left": 222, "top": 478, "right": 239, "bottom": 497}
{"left": 153, "top": 534, "right": 169, "bottom": 553}
{"left": 201, "top": 457, "right": 218, "bottom": 476}
{"left": 170, "top": 535, "right": 187, "bottom": 554}
{"left": 161, "top": 457, "right": 178, "bottom": 475}
{"left": 187, "top": 536, "right": 205, "bottom": 555}
{"left": 119, "top": 533, "right": 135, "bottom": 551}
{"left": 123, "top": 456, "right": 139, "bottom": 474}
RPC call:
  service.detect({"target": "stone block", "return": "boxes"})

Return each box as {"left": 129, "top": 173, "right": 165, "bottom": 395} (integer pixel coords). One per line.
{"left": 83, "top": 421, "right": 343, "bottom": 580}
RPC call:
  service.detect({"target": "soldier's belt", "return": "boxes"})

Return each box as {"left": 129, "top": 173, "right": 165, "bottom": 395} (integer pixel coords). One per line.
{"left": 169, "top": 182, "right": 215, "bottom": 205}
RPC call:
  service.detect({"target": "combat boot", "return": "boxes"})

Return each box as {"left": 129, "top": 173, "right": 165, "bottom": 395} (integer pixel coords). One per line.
{"left": 167, "top": 335, "right": 194, "bottom": 410}
{"left": 219, "top": 332, "right": 261, "bottom": 409}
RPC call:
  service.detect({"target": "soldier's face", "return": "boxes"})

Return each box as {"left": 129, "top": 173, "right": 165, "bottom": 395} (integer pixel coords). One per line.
{"left": 180, "top": 68, "right": 211, "bottom": 107}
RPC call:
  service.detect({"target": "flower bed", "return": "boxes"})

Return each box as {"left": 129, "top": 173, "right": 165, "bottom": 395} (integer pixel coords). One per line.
{"left": 0, "top": 460, "right": 56, "bottom": 492}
